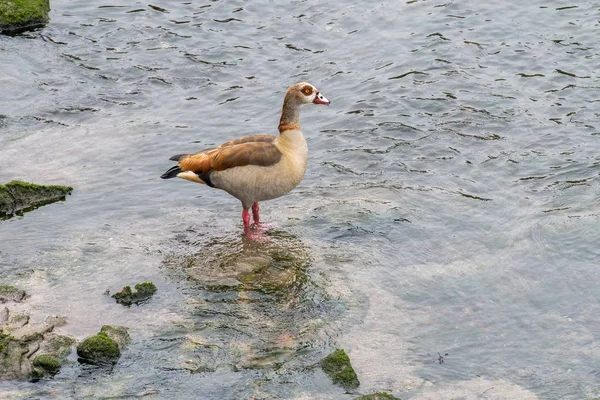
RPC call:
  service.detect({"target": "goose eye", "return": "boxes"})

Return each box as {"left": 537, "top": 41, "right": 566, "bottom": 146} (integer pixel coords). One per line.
{"left": 302, "top": 86, "right": 313, "bottom": 96}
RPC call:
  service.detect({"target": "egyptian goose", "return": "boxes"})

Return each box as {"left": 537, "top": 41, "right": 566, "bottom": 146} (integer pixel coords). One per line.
{"left": 161, "top": 82, "right": 330, "bottom": 238}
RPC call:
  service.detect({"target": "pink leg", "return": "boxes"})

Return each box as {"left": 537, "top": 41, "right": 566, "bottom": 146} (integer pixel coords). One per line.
{"left": 252, "top": 202, "right": 260, "bottom": 225}
{"left": 252, "top": 202, "right": 271, "bottom": 232}
{"left": 242, "top": 208, "right": 264, "bottom": 240}
{"left": 242, "top": 209, "right": 252, "bottom": 235}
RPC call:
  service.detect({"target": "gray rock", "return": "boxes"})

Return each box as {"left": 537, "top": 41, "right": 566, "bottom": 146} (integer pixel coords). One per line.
{"left": 38, "top": 332, "right": 76, "bottom": 359}
{"left": 0, "top": 307, "right": 73, "bottom": 381}
{"left": 31, "top": 333, "right": 76, "bottom": 379}
{"left": 100, "top": 325, "right": 130, "bottom": 349}
{"left": 0, "top": 307, "right": 8, "bottom": 325}
{"left": 0, "top": 339, "right": 32, "bottom": 380}
{"left": 10, "top": 322, "right": 53, "bottom": 342}
{"left": 0, "top": 285, "right": 26, "bottom": 303}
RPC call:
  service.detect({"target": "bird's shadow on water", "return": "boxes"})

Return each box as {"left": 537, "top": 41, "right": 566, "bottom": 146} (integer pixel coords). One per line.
{"left": 161, "top": 228, "right": 340, "bottom": 374}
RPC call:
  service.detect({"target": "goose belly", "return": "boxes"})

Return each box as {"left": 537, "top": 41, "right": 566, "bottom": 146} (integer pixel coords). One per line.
{"left": 211, "top": 158, "right": 306, "bottom": 207}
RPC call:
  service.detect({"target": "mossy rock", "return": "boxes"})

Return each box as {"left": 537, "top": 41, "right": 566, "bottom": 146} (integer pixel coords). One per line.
{"left": 111, "top": 282, "right": 157, "bottom": 306}
{"left": 100, "top": 325, "right": 130, "bottom": 348}
{"left": 0, "top": 337, "right": 29, "bottom": 380}
{"left": 0, "top": 181, "right": 72, "bottom": 219}
{"left": 321, "top": 349, "right": 360, "bottom": 389}
{"left": 77, "top": 332, "right": 120, "bottom": 365}
{"left": 0, "top": 331, "right": 12, "bottom": 353}
{"left": 39, "top": 332, "right": 76, "bottom": 358}
{"left": 354, "top": 393, "right": 401, "bottom": 400}
{"left": 0, "top": 0, "right": 50, "bottom": 34}
{"left": 0, "top": 285, "right": 26, "bottom": 303}
{"left": 31, "top": 354, "right": 60, "bottom": 378}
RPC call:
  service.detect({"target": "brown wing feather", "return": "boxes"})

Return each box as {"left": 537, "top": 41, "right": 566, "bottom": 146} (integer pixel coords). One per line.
{"left": 177, "top": 135, "right": 281, "bottom": 175}
{"left": 218, "top": 134, "right": 276, "bottom": 148}
{"left": 211, "top": 142, "right": 282, "bottom": 171}
{"left": 178, "top": 148, "right": 218, "bottom": 174}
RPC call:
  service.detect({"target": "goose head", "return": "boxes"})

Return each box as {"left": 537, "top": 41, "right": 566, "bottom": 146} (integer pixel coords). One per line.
{"left": 285, "top": 82, "right": 330, "bottom": 107}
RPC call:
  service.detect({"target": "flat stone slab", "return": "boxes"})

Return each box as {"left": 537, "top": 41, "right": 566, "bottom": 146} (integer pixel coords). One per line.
{"left": 0, "top": 181, "right": 72, "bottom": 219}
{"left": 0, "top": 306, "right": 74, "bottom": 380}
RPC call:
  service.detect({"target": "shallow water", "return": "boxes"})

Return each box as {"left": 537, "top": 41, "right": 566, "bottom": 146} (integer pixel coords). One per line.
{"left": 0, "top": 0, "right": 599, "bottom": 399}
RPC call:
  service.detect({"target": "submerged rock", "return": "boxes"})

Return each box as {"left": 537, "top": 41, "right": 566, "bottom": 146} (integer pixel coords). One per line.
{"left": 0, "top": 181, "right": 72, "bottom": 219}
{"left": 0, "top": 0, "right": 50, "bottom": 35}
{"left": 183, "top": 230, "right": 310, "bottom": 296}
{"left": 354, "top": 393, "right": 401, "bottom": 400}
{"left": 162, "top": 230, "right": 339, "bottom": 374}
{"left": 321, "top": 349, "right": 360, "bottom": 390}
{"left": 77, "top": 332, "right": 120, "bottom": 366}
{"left": 111, "top": 282, "right": 157, "bottom": 306}
{"left": 0, "top": 306, "right": 74, "bottom": 380}
{"left": 0, "top": 285, "right": 26, "bottom": 303}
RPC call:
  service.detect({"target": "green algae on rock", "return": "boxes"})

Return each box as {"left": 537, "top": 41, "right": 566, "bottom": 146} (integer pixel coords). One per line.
{"left": 31, "top": 354, "right": 61, "bottom": 378}
{"left": 100, "top": 325, "right": 130, "bottom": 348}
{"left": 0, "top": 305, "right": 74, "bottom": 380}
{"left": 76, "top": 325, "right": 129, "bottom": 366}
{"left": 111, "top": 282, "right": 157, "bottom": 306}
{"left": 321, "top": 349, "right": 360, "bottom": 390}
{"left": 0, "top": 331, "right": 11, "bottom": 353}
{"left": 0, "top": 181, "right": 72, "bottom": 219}
{"left": 354, "top": 392, "right": 401, "bottom": 400}
{"left": 0, "top": 0, "right": 50, "bottom": 34}
{"left": 39, "top": 332, "right": 76, "bottom": 358}
{"left": 76, "top": 332, "right": 120, "bottom": 365}
{"left": 0, "top": 285, "right": 26, "bottom": 303}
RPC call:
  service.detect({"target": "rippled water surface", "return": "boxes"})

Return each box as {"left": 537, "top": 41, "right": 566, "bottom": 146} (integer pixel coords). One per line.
{"left": 1, "top": 1, "right": 599, "bottom": 399}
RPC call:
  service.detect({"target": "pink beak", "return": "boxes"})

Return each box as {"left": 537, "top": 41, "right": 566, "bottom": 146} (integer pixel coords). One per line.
{"left": 313, "top": 91, "right": 330, "bottom": 106}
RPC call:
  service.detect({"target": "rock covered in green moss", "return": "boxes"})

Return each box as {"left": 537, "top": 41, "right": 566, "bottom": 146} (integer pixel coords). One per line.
{"left": 321, "top": 349, "right": 360, "bottom": 389}
{"left": 0, "top": 285, "right": 26, "bottom": 303}
{"left": 100, "top": 325, "right": 130, "bottom": 348}
{"left": 0, "top": 0, "right": 50, "bottom": 34}
{"left": 76, "top": 332, "right": 120, "bottom": 365}
{"left": 0, "top": 181, "right": 72, "bottom": 219}
{"left": 31, "top": 354, "right": 60, "bottom": 378}
{"left": 354, "top": 393, "right": 401, "bottom": 400}
{"left": 76, "top": 325, "right": 128, "bottom": 367}
{"left": 111, "top": 282, "right": 157, "bottom": 306}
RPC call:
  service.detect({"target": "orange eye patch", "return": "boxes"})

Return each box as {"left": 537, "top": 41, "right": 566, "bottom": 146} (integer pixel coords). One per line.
{"left": 301, "top": 86, "right": 313, "bottom": 95}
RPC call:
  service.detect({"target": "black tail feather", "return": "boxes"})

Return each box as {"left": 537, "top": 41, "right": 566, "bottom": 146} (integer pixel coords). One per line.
{"left": 161, "top": 166, "right": 182, "bottom": 179}
{"left": 169, "top": 154, "right": 187, "bottom": 162}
